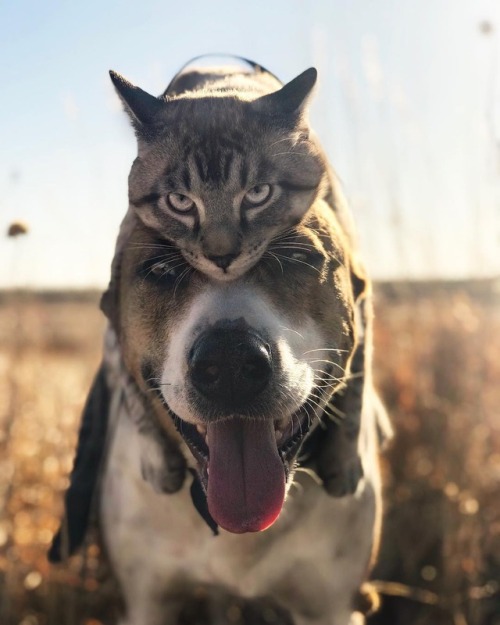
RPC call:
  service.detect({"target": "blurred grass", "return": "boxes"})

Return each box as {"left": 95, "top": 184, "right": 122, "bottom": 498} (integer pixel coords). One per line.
{"left": 0, "top": 282, "right": 499, "bottom": 625}
{"left": 0, "top": 291, "right": 116, "bottom": 625}
{"left": 371, "top": 280, "right": 500, "bottom": 625}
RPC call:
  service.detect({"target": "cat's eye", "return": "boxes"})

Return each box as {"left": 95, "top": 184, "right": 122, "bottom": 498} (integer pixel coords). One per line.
{"left": 167, "top": 193, "right": 195, "bottom": 213}
{"left": 243, "top": 184, "right": 273, "bottom": 208}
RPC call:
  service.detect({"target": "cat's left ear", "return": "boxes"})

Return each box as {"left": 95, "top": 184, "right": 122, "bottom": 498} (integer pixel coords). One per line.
{"left": 109, "top": 70, "right": 165, "bottom": 131}
{"left": 252, "top": 67, "right": 317, "bottom": 117}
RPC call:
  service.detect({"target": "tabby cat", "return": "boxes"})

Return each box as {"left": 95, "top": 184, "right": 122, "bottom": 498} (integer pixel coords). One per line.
{"left": 110, "top": 63, "right": 328, "bottom": 281}
{"left": 109, "top": 58, "right": 367, "bottom": 499}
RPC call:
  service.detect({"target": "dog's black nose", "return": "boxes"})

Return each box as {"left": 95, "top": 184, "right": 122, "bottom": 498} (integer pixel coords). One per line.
{"left": 188, "top": 329, "right": 272, "bottom": 410}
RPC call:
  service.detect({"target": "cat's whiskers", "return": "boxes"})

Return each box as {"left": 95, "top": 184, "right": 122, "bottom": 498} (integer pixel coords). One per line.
{"left": 138, "top": 252, "right": 183, "bottom": 265}
{"left": 270, "top": 242, "right": 317, "bottom": 251}
{"left": 267, "top": 136, "right": 294, "bottom": 149}
{"left": 269, "top": 252, "right": 321, "bottom": 274}
{"left": 270, "top": 151, "right": 312, "bottom": 159}
{"left": 263, "top": 251, "right": 285, "bottom": 275}
{"left": 269, "top": 231, "right": 345, "bottom": 268}
{"left": 173, "top": 265, "right": 193, "bottom": 299}
{"left": 129, "top": 241, "right": 179, "bottom": 251}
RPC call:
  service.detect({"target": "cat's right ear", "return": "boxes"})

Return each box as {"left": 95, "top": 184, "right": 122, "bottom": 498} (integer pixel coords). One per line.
{"left": 252, "top": 67, "right": 318, "bottom": 117}
{"left": 109, "top": 70, "right": 165, "bottom": 131}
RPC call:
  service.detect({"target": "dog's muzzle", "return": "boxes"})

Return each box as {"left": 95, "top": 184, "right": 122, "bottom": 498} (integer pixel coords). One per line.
{"left": 160, "top": 292, "right": 326, "bottom": 535}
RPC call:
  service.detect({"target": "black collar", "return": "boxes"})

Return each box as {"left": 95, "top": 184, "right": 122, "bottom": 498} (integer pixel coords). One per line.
{"left": 189, "top": 469, "right": 219, "bottom": 536}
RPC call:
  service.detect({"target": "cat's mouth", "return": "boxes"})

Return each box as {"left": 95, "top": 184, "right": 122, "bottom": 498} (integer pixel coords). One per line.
{"left": 166, "top": 402, "right": 314, "bottom": 534}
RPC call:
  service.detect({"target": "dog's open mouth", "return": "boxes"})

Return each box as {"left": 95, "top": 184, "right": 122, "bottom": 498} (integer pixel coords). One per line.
{"left": 170, "top": 405, "right": 313, "bottom": 534}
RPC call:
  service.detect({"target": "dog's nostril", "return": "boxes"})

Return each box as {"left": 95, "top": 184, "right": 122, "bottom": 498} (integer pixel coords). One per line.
{"left": 242, "top": 356, "right": 270, "bottom": 381}
{"left": 193, "top": 362, "right": 220, "bottom": 386}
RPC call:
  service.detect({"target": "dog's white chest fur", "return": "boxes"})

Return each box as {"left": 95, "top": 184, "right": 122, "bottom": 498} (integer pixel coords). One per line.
{"left": 101, "top": 406, "right": 379, "bottom": 625}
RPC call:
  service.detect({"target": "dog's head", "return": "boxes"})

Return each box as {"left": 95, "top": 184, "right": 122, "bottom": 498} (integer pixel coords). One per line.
{"left": 102, "top": 198, "right": 366, "bottom": 534}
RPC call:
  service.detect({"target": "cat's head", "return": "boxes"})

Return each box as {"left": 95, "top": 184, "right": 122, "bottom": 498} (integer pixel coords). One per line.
{"left": 110, "top": 65, "right": 326, "bottom": 280}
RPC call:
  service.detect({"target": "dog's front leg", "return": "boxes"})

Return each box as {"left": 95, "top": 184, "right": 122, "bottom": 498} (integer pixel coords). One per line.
{"left": 137, "top": 418, "right": 186, "bottom": 494}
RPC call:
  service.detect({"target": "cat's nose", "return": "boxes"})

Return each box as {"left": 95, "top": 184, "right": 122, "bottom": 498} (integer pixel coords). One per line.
{"left": 207, "top": 254, "right": 239, "bottom": 270}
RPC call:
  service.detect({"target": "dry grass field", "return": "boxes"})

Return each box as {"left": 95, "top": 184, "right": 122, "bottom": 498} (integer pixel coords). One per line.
{"left": 0, "top": 282, "right": 499, "bottom": 625}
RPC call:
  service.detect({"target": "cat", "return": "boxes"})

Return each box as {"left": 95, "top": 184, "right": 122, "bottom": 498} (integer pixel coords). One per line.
{"left": 110, "top": 63, "right": 328, "bottom": 282}
{"left": 107, "top": 57, "right": 375, "bottom": 503}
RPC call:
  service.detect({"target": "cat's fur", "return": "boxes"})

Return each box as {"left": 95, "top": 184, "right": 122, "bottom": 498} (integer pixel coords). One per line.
{"left": 111, "top": 65, "right": 323, "bottom": 281}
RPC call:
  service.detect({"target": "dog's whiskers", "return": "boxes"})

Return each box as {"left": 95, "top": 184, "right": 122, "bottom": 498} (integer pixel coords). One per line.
{"left": 302, "top": 348, "right": 349, "bottom": 355}
{"left": 294, "top": 466, "right": 323, "bottom": 486}
{"left": 279, "top": 326, "right": 305, "bottom": 339}
{"left": 309, "top": 359, "right": 347, "bottom": 372}
{"left": 325, "top": 402, "right": 346, "bottom": 420}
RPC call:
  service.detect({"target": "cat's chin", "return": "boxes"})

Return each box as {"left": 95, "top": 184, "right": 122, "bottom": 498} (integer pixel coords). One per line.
{"left": 182, "top": 254, "right": 261, "bottom": 282}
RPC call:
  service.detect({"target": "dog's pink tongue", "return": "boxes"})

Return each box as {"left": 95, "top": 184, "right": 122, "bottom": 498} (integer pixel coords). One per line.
{"left": 207, "top": 418, "right": 285, "bottom": 534}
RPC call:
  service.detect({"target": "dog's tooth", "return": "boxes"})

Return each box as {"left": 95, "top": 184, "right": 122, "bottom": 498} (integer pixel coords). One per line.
{"left": 275, "top": 430, "right": 284, "bottom": 442}
{"left": 196, "top": 424, "right": 207, "bottom": 436}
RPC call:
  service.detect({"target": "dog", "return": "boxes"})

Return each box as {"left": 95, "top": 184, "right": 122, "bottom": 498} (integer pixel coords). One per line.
{"left": 49, "top": 57, "right": 391, "bottom": 625}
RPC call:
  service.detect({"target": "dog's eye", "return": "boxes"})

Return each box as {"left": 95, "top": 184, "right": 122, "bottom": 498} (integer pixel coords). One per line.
{"left": 282, "top": 249, "right": 325, "bottom": 268}
{"left": 291, "top": 252, "right": 309, "bottom": 262}
{"left": 289, "top": 250, "right": 324, "bottom": 270}
{"left": 151, "top": 261, "right": 180, "bottom": 278}
{"left": 139, "top": 257, "right": 188, "bottom": 286}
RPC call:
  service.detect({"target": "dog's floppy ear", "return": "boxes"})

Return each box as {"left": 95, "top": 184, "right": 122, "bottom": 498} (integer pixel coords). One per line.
{"left": 48, "top": 364, "right": 110, "bottom": 562}
{"left": 315, "top": 266, "right": 391, "bottom": 495}
{"left": 100, "top": 207, "right": 138, "bottom": 334}
{"left": 100, "top": 253, "right": 121, "bottom": 334}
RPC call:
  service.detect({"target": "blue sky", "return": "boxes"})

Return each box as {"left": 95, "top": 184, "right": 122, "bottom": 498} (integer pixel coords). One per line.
{"left": 1, "top": 0, "right": 499, "bottom": 287}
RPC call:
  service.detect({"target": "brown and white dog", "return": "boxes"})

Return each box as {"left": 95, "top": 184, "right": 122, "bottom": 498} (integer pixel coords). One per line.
{"left": 50, "top": 58, "right": 391, "bottom": 625}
